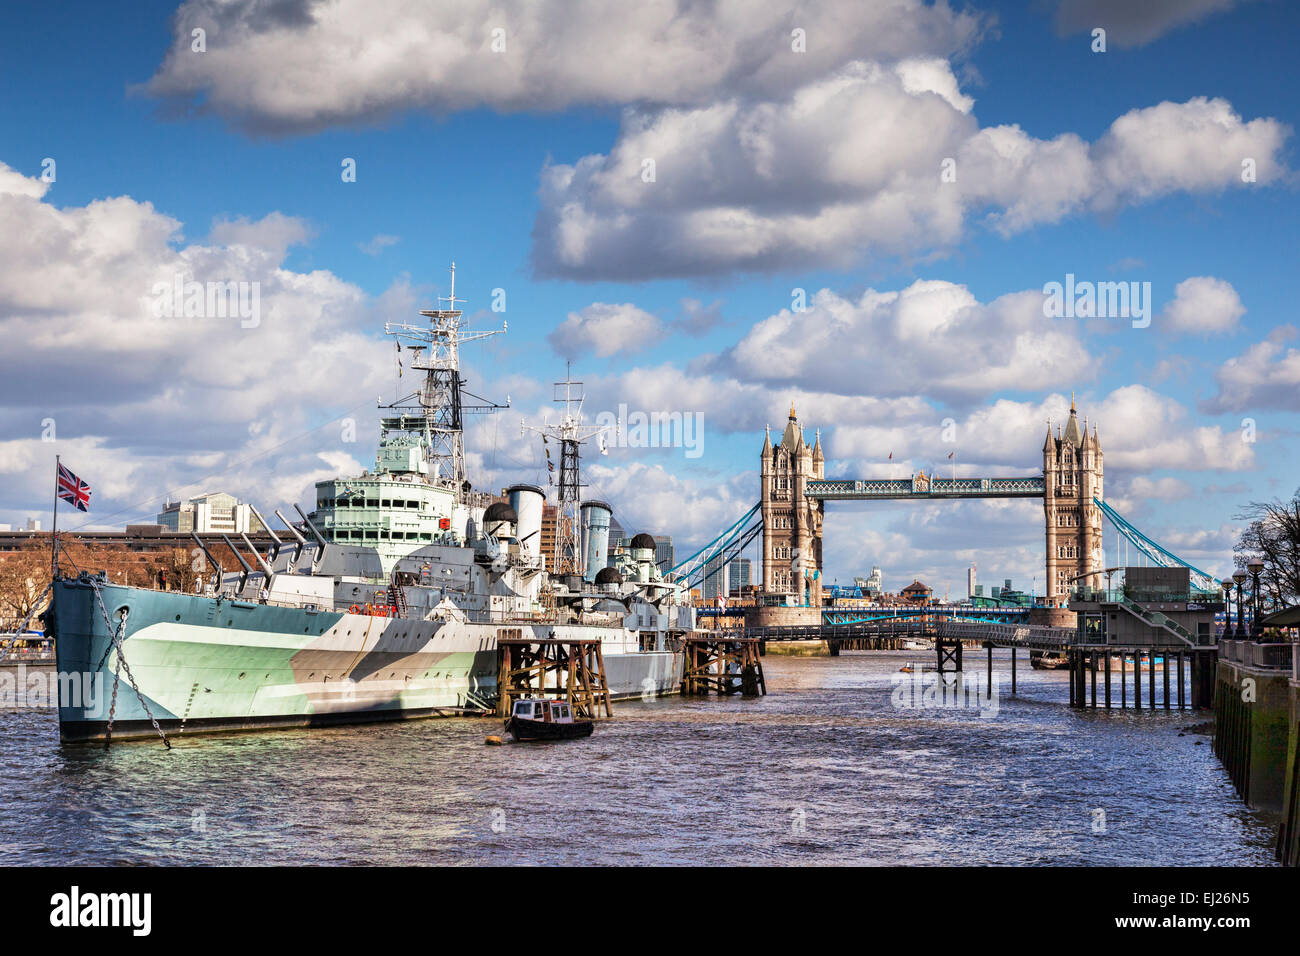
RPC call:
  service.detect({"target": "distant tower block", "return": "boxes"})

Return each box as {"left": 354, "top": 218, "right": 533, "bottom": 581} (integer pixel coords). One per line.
{"left": 1043, "top": 398, "right": 1104, "bottom": 605}
{"left": 760, "top": 406, "right": 825, "bottom": 608}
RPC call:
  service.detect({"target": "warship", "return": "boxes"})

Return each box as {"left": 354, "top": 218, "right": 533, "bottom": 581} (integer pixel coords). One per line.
{"left": 50, "top": 266, "right": 692, "bottom": 741}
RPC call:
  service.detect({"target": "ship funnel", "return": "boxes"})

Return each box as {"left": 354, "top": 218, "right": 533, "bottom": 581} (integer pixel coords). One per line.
{"left": 580, "top": 500, "right": 612, "bottom": 582}
{"left": 507, "top": 484, "right": 545, "bottom": 563}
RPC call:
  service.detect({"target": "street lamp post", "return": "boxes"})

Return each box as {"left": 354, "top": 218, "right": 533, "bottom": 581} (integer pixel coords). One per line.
{"left": 1222, "top": 580, "right": 1234, "bottom": 639}
{"left": 1232, "top": 572, "right": 1248, "bottom": 639}
{"left": 1248, "top": 559, "right": 1265, "bottom": 640}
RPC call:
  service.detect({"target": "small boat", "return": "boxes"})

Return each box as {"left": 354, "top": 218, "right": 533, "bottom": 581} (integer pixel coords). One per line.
{"left": 899, "top": 661, "right": 921, "bottom": 674}
{"left": 504, "top": 698, "right": 594, "bottom": 742}
{"left": 1030, "top": 651, "right": 1070, "bottom": 670}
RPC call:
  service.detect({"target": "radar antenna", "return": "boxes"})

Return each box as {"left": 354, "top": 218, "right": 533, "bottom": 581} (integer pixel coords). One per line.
{"left": 381, "top": 262, "right": 508, "bottom": 499}
{"left": 521, "top": 362, "right": 616, "bottom": 576}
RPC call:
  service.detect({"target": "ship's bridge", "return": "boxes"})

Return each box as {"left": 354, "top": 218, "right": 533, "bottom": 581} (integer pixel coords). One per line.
{"left": 313, "top": 472, "right": 456, "bottom": 549}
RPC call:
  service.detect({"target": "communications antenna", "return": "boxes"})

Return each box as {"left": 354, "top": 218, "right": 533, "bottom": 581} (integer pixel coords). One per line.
{"left": 381, "top": 263, "right": 507, "bottom": 499}
{"left": 521, "top": 363, "right": 616, "bottom": 575}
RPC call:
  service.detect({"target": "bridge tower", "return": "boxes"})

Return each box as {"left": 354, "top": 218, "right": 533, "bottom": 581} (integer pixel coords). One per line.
{"left": 760, "top": 405, "right": 825, "bottom": 607}
{"left": 1043, "top": 399, "right": 1104, "bottom": 605}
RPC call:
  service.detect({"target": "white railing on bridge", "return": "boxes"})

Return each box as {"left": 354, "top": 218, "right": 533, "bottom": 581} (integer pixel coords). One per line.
{"left": 806, "top": 476, "right": 1046, "bottom": 499}
{"left": 939, "top": 620, "right": 1074, "bottom": 649}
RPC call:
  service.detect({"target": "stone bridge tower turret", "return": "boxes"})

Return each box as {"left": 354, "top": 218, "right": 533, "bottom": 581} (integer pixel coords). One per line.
{"left": 1043, "top": 399, "right": 1104, "bottom": 606}
{"left": 760, "top": 406, "right": 825, "bottom": 608}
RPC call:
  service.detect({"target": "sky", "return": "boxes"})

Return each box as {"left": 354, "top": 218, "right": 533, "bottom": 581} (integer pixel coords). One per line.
{"left": 0, "top": 0, "right": 1297, "bottom": 598}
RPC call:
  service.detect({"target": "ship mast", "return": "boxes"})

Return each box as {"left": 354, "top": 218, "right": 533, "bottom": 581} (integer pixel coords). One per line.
{"left": 382, "top": 263, "right": 506, "bottom": 499}
{"left": 521, "top": 364, "right": 615, "bottom": 576}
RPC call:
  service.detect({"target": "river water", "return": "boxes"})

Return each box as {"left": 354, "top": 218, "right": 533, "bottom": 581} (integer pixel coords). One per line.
{"left": 0, "top": 650, "right": 1278, "bottom": 865}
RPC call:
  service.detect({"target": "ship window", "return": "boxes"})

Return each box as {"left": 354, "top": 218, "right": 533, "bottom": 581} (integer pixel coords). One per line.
{"left": 366, "top": 499, "right": 379, "bottom": 508}
{"left": 365, "top": 531, "right": 378, "bottom": 539}
{"left": 381, "top": 499, "right": 391, "bottom": 507}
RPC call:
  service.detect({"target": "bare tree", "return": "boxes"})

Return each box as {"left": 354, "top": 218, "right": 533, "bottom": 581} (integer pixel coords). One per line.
{"left": 0, "top": 544, "right": 50, "bottom": 624}
{"left": 1234, "top": 488, "right": 1300, "bottom": 610}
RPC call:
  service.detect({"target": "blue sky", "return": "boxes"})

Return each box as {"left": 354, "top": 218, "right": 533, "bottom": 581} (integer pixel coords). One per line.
{"left": 1, "top": 0, "right": 1297, "bottom": 596}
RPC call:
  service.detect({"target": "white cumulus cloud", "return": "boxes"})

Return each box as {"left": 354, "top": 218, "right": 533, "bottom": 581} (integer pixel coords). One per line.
{"left": 1159, "top": 276, "right": 1245, "bottom": 335}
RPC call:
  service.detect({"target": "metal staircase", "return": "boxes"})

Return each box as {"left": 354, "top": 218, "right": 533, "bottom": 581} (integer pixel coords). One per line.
{"left": 388, "top": 576, "right": 410, "bottom": 618}
{"left": 1116, "top": 595, "right": 1198, "bottom": 646}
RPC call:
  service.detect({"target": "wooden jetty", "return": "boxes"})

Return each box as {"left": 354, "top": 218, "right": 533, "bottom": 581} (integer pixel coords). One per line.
{"left": 681, "top": 635, "right": 766, "bottom": 697}
{"left": 495, "top": 635, "right": 613, "bottom": 719}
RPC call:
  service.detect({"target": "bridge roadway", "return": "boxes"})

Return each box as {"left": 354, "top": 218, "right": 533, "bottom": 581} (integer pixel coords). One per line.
{"left": 741, "top": 618, "right": 1075, "bottom": 651}
{"left": 804, "top": 476, "right": 1046, "bottom": 500}
{"left": 696, "top": 604, "right": 1032, "bottom": 622}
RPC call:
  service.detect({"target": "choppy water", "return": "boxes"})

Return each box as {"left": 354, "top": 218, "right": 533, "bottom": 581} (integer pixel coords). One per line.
{"left": 0, "top": 651, "right": 1278, "bottom": 865}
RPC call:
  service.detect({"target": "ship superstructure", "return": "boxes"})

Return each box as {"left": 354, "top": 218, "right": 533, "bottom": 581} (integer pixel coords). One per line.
{"left": 50, "top": 267, "right": 694, "bottom": 741}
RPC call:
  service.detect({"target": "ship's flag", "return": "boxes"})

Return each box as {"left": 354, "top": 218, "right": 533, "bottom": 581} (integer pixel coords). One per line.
{"left": 948, "top": 451, "right": 954, "bottom": 459}
{"left": 57, "top": 463, "right": 91, "bottom": 511}
{"left": 888, "top": 451, "right": 892, "bottom": 460}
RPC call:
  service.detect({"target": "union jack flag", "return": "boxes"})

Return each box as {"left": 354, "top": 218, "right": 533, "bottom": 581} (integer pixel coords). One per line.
{"left": 57, "top": 463, "right": 91, "bottom": 512}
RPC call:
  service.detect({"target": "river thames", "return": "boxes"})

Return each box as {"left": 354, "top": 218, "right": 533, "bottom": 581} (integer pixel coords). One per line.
{"left": 0, "top": 650, "right": 1277, "bottom": 866}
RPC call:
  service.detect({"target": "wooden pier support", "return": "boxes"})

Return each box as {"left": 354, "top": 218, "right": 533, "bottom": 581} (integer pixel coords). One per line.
{"left": 1180, "top": 650, "right": 1190, "bottom": 712}
{"left": 1065, "top": 646, "right": 1208, "bottom": 712}
{"left": 681, "top": 636, "right": 766, "bottom": 697}
{"left": 1149, "top": 650, "right": 1157, "bottom": 709}
{"left": 1090, "top": 650, "right": 1098, "bottom": 709}
{"left": 496, "top": 638, "right": 613, "bottom": 719}
{"left": 935, "top": 634, "right": 963, "bottom": 687}
{"left": 1134, "top": 651, "right": 1142, "bottom": 710}
{"left": 1104, "top": 649, "right": 1111, "bottom": 710}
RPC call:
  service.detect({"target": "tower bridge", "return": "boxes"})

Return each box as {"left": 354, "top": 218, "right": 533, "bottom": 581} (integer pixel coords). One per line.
{"left": 665, "top": 398, "right": 1223, "bottom": 713}
{"left": 748, "top": 398, "right": 1103, "bottom": 614}
{"left": 668, "top": 396, "right": 1216, "bottom": 633}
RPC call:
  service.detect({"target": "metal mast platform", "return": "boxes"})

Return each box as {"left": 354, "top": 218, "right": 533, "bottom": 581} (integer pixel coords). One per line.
{"left": 521, "top": 364, "right": 615, "bottom": 576}
{"left": 381, "top": 263, "right": 506, "bottom": 499}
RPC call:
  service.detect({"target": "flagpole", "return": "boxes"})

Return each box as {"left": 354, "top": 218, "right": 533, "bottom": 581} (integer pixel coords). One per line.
{"left": 51, "top": 454, "right": 60, "bottom": 580}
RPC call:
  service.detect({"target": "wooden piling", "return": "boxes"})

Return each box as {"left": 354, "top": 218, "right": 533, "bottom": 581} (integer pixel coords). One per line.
{"left": 1134, "top": 651, "right": 1142, "bottom": 710}
{"left": 1068, "top": 649, "right": 1076, "bottom": 708}
{"left": 1149, "top": 650, "right": 1156, "bottom": 710}
{"left": 1163, "top": 650, "right": 1171, "bottom": 710}
{"left": 1177, "top": 652, "right": 1185, "bottom": 710}
{"left": 1104, "top": 650, "right": 1111, "bottom": 710}
{"left": 682, "top": 636, "right": 766, "bottom": 697}
{"left": 1010, "top": 645, "right": 1017, "bottom": 695}
{"left": 1090, "top": 650, "right": 1097, "bottom": 709}
{"left": 496, "top": 637, "right": 613, "bottom": 719}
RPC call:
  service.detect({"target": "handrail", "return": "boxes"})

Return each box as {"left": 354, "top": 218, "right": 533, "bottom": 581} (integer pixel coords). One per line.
{"left": 1116, "top": 595, "right": 1198, "bottom": 646}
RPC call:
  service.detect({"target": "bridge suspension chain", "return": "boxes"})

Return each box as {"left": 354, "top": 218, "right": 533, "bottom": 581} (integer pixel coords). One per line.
{"left": 1094, "top": 497, "right": 1220, "bottom": 591}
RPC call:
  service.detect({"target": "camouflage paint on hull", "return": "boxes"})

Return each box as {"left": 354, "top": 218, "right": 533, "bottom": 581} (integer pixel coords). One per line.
{"left": 51, "top": 578, "right": 683, "bottom": 742}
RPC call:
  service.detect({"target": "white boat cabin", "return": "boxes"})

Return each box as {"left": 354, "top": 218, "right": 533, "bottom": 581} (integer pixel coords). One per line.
{"left": 511, "top": 699, "right": 575, "bottom": 723}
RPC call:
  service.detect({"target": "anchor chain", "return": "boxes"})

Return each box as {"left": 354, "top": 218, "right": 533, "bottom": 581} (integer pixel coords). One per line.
{"left": 89, "top": 582, "right": 171, "bottom": 750}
